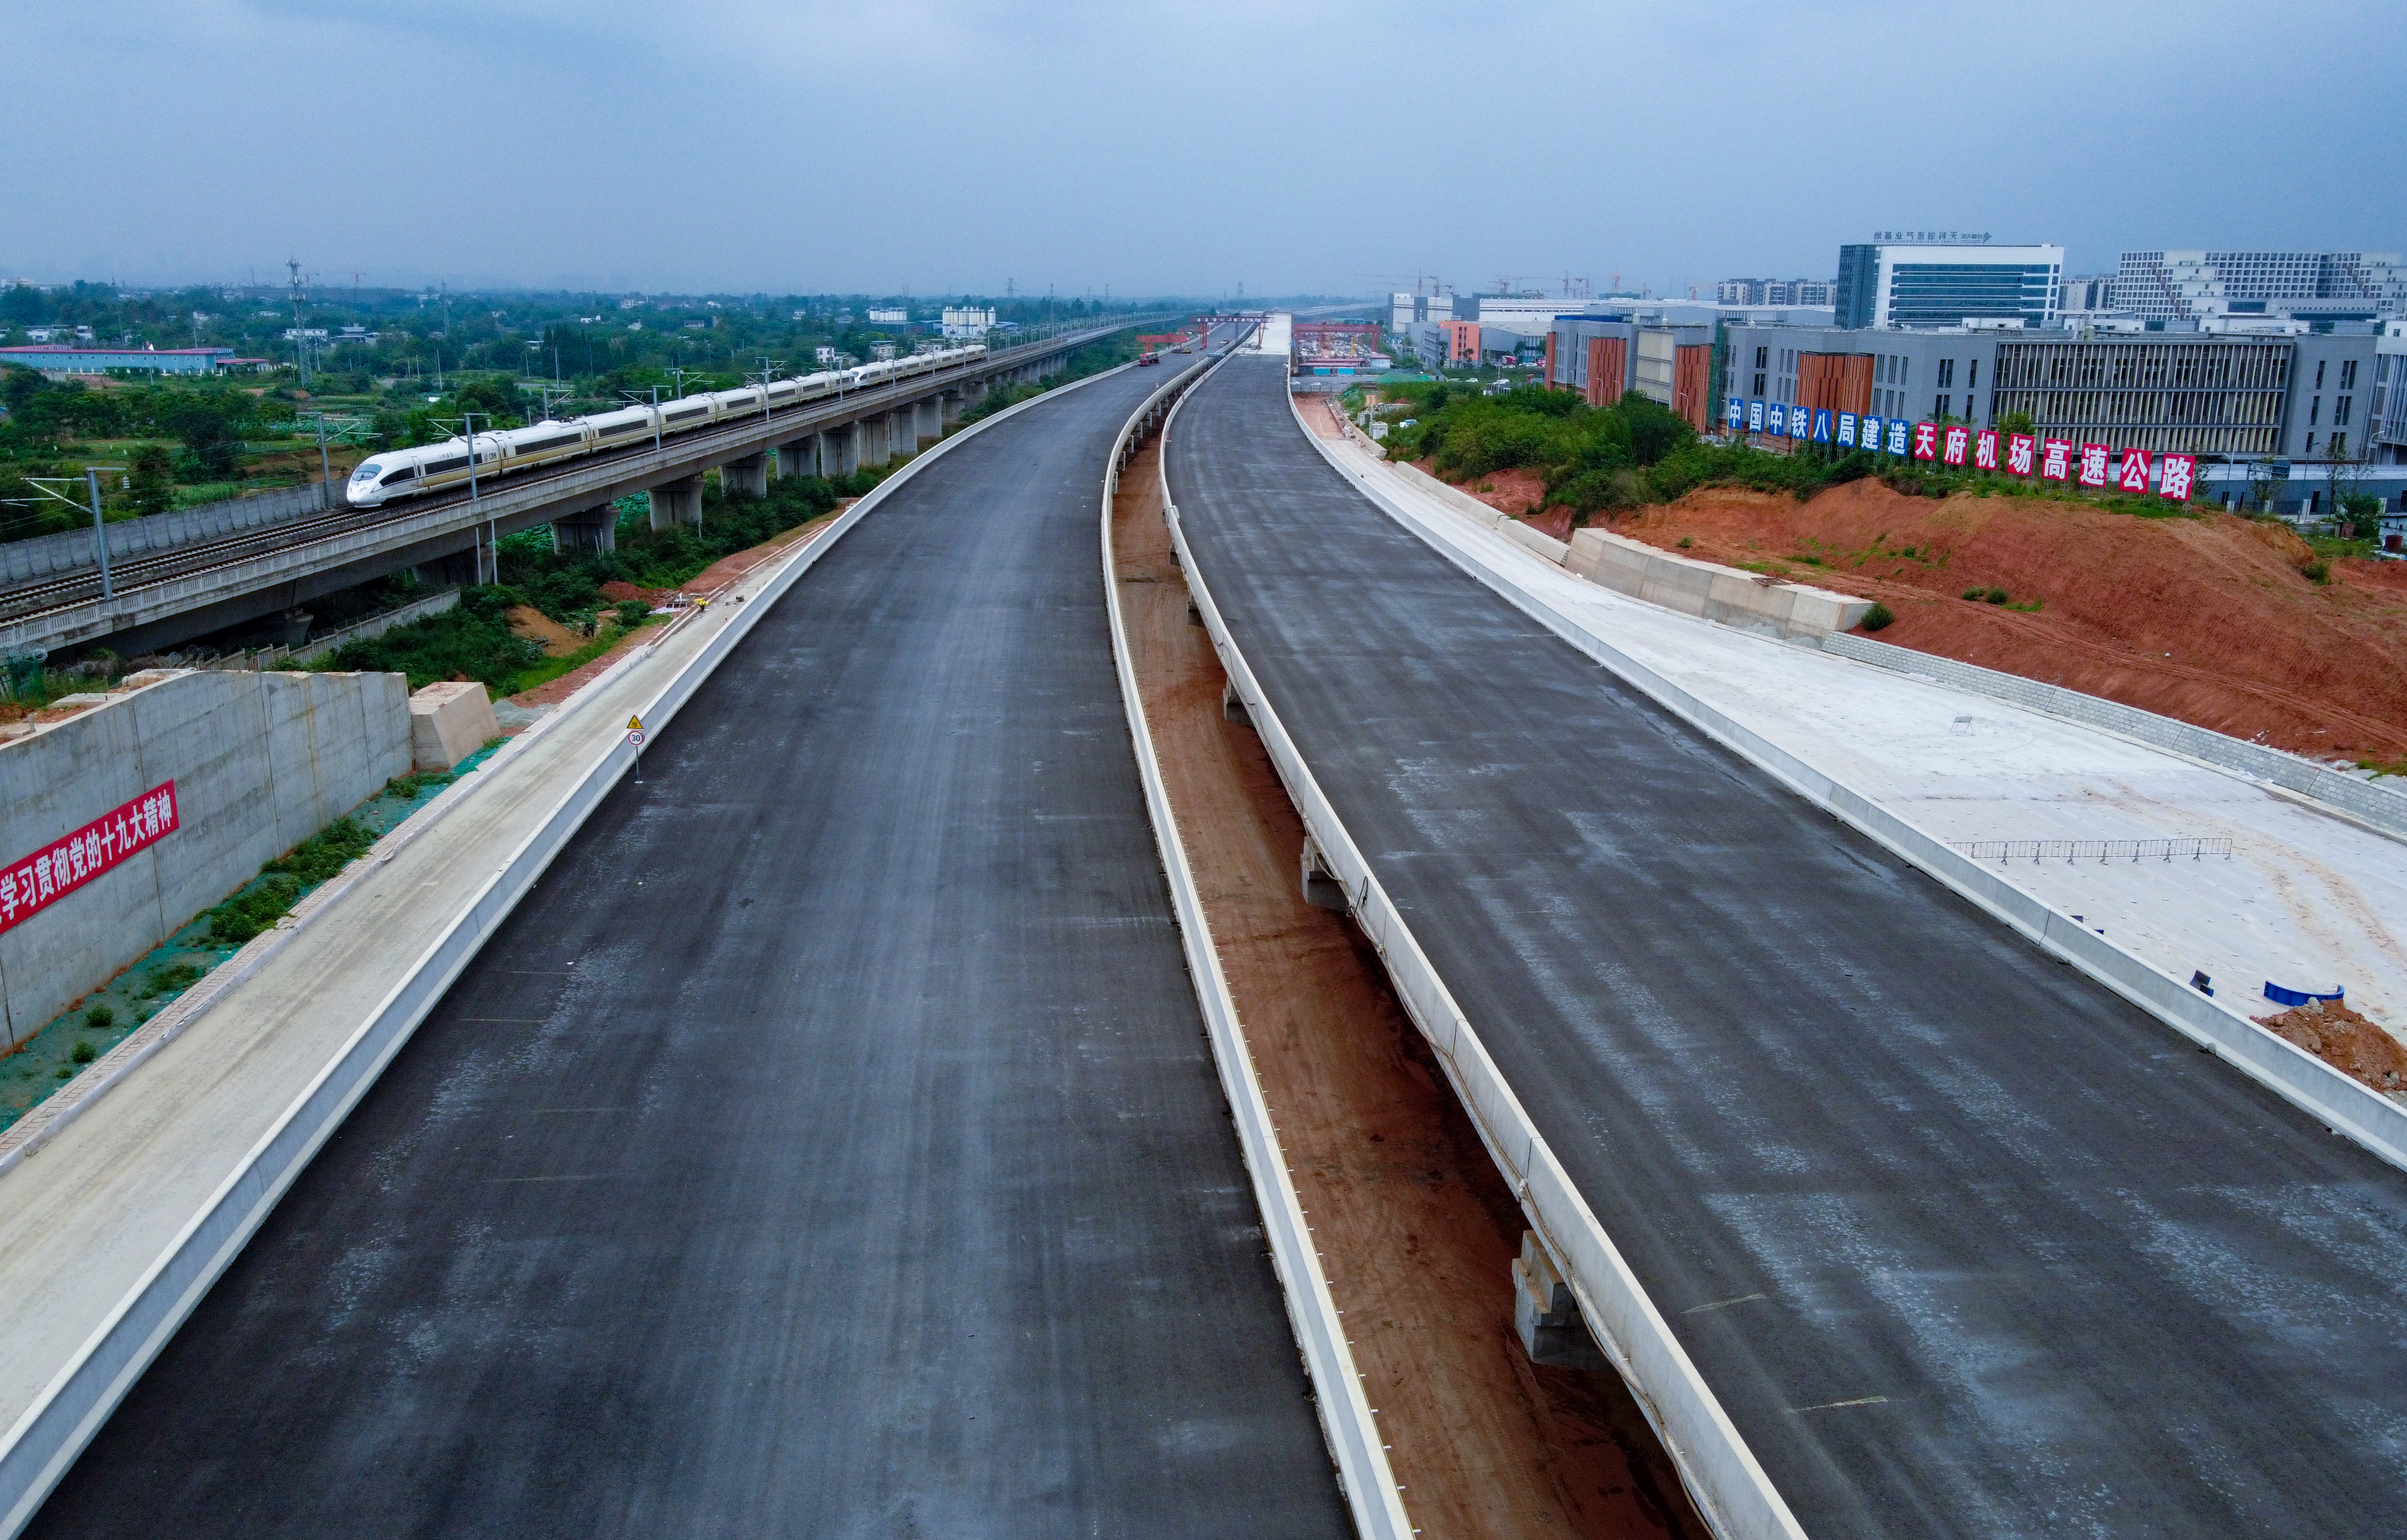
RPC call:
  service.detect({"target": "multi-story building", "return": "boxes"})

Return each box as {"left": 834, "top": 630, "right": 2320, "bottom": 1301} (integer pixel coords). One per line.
{"left": 1457, "top": 295, "right": 1583, "bottom": 336}
{"left": 1720, "top": 321, "right": 2385, "bottom": 467}
{"left": 2115, "top": 251, "right": 2405, "bottom": 327}
{"left": 941, "top": 306, "right": 995, "bottom": 339}
{"left": 1722, "top": 325, "right": 1995, "bottom": 426}
{"left": 1389, "top": 292, "right": 1454, "bottom": 328}
{"left": 2373, "top": 321, "right": 2407, "bottom": 464}
{"left": 1545, "top": 316, "right": 1714, "bottom": 428}
{"left": 1717, "top": 279, "right": 1833, "bottom": 307}
{"left": 1834, "top": 240, "right": 2066, "bottom": 330}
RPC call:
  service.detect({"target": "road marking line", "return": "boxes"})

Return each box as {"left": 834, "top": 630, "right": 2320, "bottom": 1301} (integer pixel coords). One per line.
{"left": 1788, "top": 1396, "right": 1889, "bottom": 1414}
{"left": 1681, "top": 1292, "right": 1767, "bottom": 1314}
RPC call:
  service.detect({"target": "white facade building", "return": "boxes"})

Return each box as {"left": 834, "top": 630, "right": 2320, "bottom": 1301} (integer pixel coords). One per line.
{"left": 1835, "top": 241, "right": 2066, "bottom": 330}
{"left": 2115, "top": 251, "right": 2405, "bottom": 325}
{"left": 941, "top": 306, "right": 996, "bottom": 339}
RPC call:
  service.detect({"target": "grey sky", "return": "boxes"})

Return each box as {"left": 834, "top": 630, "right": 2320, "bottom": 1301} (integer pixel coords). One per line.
{"left": 8, "top": 0, "right": 2399, "bottom": 295}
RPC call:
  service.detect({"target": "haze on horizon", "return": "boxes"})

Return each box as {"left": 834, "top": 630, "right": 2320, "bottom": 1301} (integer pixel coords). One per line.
{"left": 7, "top": 0, "right": 2399, "bottom": 298}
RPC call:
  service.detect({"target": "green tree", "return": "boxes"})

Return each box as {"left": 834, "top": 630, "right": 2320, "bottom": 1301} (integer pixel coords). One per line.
{"left": 164, "top": 394, "right": 247, "bottom": 479}
{"left": 126, "top": 444, "right": 175, "bottom": 516}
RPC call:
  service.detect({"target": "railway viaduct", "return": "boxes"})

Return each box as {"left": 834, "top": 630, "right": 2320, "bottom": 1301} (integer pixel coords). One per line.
{"left": 0, "top": 321, "right": 1161, "bottom": 661}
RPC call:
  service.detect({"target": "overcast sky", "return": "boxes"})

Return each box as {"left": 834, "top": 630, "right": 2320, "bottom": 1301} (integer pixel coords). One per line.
{"left": 7, "top": 0, "right": 2399, "bottom": 298}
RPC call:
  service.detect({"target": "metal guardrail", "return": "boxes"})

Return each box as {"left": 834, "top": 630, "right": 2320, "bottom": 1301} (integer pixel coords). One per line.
{"left": 1954, "top": 837, "right": 2234, "bottom": 863}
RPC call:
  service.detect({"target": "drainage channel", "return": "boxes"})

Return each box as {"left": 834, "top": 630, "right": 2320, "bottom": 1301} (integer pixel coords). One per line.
{"left": 1111, "top": 432, "right": 1707, "bottom": 1540}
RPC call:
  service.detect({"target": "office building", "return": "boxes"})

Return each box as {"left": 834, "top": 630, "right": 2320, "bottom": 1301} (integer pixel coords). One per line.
{"left": 2116, "top": 251, "right": 2405, "bottom": 327}
{"left": 1389, "top": 292, "right": 1454, "bottom": 328}
{"left": 1720, "top": 320, "right": 2381, "bottom": 464}
{"left": 2373, "top": 321, "right": 2407, "bottom": 464}
{"left": 1545, "top": 316, "right": 1714, "bottom": 430}
{"left": 1834, "top": 240, "right": 2065, "bottom": 330}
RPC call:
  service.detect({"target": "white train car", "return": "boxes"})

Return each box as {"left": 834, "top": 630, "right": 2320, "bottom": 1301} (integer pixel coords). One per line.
{"left": 344, "top": 342, "right": 990, "bottom": 507}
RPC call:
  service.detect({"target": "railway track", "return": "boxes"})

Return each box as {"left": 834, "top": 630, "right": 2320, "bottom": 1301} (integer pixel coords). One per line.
{"left": 0, "top": 331, "right": 1132, "bottom": 641}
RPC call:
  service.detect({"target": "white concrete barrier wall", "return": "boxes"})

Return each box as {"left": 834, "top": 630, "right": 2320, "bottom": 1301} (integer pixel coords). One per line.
{"left": 1104, "top": 345, "right": 1411, "bottom": 1540}
{"left": 0, "top": 669, "right": 410, "bottom": 1045}
{"left": 1385, "top": 463, "right": 1868, "bottom": 638}
{"left": 1817, "top": 632, "right": 2407, "bottom": 840}
{"left": 0, "top": 482, "right": 335, "bottom": 585}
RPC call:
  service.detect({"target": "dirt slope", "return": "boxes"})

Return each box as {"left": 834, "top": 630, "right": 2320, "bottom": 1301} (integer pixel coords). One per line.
{"left": 1607, "top": 481, "right": 2407, "bottom": 763}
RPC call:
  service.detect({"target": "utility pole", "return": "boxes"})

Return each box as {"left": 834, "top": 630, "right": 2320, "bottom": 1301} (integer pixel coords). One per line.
{"left": 85, "top": 467, "right": 123, "bottom": 600}
{"left": 750, "top": 356, "right": 787, "bottom": 431}
{"left": 288, "top": 257, "right": 311, "bottom": 386}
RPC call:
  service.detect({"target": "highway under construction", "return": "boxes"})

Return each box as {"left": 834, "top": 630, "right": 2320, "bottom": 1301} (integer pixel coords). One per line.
{"left": 1, "top": 332, "right": 2403, "bottom": 1540}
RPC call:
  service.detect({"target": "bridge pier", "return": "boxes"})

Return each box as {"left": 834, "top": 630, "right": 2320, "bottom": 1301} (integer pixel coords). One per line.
{"left": 551, "top": 503, "right": 618, "bottom": 556}
{"left": 777, "top": 434, "right": 822, "bottom": 482}
{"left": 1513, "top": 1232, "right": 1607, "bottom": 1370}
{"left": 826, "top": 421, "right": 861, "bottom": 479}
{"left": 942, "top": 389, "right": 967, "bottom": 427}
{"left": 648, "top": 475, "right": 703, "bottom": 531}
{"left": 858, "top": 412, "right": 894, "bottom": 467}
{"left": 720, "top": 453, "right": 768, "bottom": 500}
{"left": 914, "top": 396, "right": 942, "bottom": 445}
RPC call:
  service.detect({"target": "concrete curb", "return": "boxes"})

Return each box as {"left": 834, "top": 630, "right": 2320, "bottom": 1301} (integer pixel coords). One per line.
{"left": 1163, "top": 367, "right": 1808, "bottom": 1540}
{"left": 1297, "top": 395, "right": 2407, "bottom": 1177}
{"left": 1102, "top": 340, "right": 1411, "bottom": 1540}
{"left": 0, "top": 357, "right": 1142, "bottom": 1540}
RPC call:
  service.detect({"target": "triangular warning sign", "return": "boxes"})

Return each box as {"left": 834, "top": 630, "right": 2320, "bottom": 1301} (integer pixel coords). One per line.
{"left": 627, "top": 715, "right": 644, "bottom": 730}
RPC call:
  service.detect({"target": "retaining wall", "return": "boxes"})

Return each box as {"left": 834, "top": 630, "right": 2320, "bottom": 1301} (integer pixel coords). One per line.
{"left": 0, "top": 668, "right": 410, "bottom": 1044}
{"left": 1566, "top": 528, "right": 1872, "bottom": 638}
{"left": 1, "top": 483, "right": 335, "bottom": 585}
{"left": 1388, "top": 463, "right": 1870, "bottom": 637}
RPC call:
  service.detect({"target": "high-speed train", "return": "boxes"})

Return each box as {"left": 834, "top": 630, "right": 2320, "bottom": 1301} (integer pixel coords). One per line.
{"left": 345, "top": 344, "right": 989, "bottom": 508}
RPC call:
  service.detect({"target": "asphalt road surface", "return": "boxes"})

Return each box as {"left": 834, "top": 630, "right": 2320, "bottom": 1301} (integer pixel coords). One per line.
{"left": 30, "top": 359, "right": 1350, "bottom": 1539}
{"left": 1164, "top": 355, "right": 2407, "bottom": 1538}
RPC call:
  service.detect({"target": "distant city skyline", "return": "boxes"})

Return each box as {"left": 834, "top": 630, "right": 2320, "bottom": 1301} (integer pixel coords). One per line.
{"left": 5, "top": 1, "right": 2397, "bottom": 297}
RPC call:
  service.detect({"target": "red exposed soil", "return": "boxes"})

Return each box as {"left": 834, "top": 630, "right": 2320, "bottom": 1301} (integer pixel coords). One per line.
{"left": 1601, "top": 481, "right": 2407, "bottom": 762}
{"left": 1116, "top": 438, "right": 1701, "bottom": 1539}
{"left": 2254, "top": 1000, "right": 2407, "bottom": 1097}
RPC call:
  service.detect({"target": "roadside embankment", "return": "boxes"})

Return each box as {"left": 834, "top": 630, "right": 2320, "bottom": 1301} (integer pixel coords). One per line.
{"left": 1614, "top": 480, "right": 2407, "bottom": 764}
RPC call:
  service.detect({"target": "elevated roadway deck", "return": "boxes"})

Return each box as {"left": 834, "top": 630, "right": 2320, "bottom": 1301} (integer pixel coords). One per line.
{"left": 23, "top": 357, "right": 1349, "bottom": 1536}
{"left": 0, "top": 322, "right": 1158, "bottom": 659}
{"left": 1164, "top": 355, "right": 2407, "bottom": 1537}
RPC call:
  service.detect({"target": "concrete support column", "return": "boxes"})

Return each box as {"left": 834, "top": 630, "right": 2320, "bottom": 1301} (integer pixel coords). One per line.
{"left": 889, "top": 410, "right": 913, "bottom": 459}
{"left": 859, "top": 413, "right": 893, "bottom": 467}
{"left": 551, "top": 503, "right": 619, "bottom": 555}
{"left": 941, "top": 389, "right": 966, "bottom": 427}
{"left": 827, "top": 421, "right": 860, "bottom": 479}
{"left": 915, "top": 396, "right": 942, "bottom": 444}
{"left": 777, "top": 434, "right": 821, "bottom": 481}
{"left": 720, "top": 453, "right": 768, "bottom": 499}
{"left": 649, "top": 475, "right": 703, "bottom": 531}
{"left": 1513, "top": 1232, "right": 1607, "bottom": 1369}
